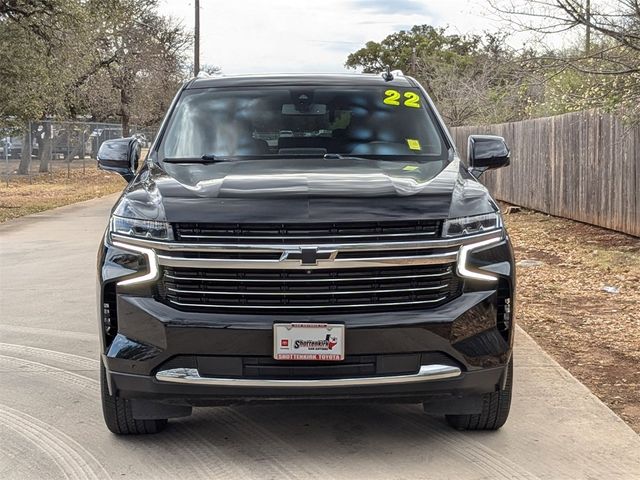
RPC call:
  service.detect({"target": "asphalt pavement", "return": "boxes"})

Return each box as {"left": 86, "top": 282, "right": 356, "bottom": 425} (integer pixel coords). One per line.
{"left": 1, "top": 195, "right": 639, "bottom": 480}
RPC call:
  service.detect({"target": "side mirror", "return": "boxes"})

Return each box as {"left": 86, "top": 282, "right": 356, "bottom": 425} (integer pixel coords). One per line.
{"left": 97, "top": 137, "right": 140, "bottom": 182}
{"left": 467, "top": 135, "right": 510, "bottom": 176}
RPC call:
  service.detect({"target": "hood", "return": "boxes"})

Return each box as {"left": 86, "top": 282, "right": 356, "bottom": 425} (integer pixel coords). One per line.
{"left": 113, "top": 157, "right": 497, "bottom": 223}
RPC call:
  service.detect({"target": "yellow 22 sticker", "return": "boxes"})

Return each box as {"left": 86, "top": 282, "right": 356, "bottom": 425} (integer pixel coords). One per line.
{"left": 383, "top": 90, "right": 421, "bottom": 108}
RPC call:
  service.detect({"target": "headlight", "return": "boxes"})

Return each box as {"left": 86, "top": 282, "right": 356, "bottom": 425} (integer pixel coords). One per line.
{"left": 442, "top": 212, "right": 502, "bottom": 238}
{"left": 110, "top": 215, "right": 174, "bottom": 241}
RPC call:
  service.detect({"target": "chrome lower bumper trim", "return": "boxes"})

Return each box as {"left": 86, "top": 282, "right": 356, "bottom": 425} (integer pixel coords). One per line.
{"left": 155, "top": 364, "right": 462, "bottom": 388}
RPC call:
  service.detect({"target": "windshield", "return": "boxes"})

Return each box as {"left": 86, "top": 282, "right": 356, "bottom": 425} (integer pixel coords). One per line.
{"left": 158, "top": 86, "right": 449, "bottom": 162}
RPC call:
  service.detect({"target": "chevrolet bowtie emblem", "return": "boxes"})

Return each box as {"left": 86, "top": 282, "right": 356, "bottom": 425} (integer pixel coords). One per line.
{"left": 281, "top": 248, "right": 337, "bottom": 266}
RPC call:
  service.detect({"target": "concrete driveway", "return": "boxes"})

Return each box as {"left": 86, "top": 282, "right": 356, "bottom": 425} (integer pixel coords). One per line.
{"left": 1, "top": 195, "right": 639, "bottom": 480}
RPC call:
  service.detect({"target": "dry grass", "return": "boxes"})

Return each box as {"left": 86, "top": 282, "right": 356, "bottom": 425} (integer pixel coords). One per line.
{"left": 0, "top": 163, "right": 126, "bottom": 223}
{"left": 503, "top": 204, "right": 640, "bottom": 432}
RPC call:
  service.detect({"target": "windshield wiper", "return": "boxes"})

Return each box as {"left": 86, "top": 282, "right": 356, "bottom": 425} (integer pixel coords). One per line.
{"left": 323, "top": 153, "right": 382, "bottom": 161}
{"left": 164, "top": 153, "right": 425, "bottom": 164}
{"left": 163, "top": 155, "right": 235, "bottom": 164}
{"left": 166, "top": 154, "right": 348, "bottom": 163}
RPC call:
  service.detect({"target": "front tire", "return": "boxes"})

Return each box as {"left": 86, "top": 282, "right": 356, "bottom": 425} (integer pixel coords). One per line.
{"left": 100, "top": 363, "right": 167, "bottom": 435}
{"left": 445, "top": 359, "right": 513, "bottom": 431}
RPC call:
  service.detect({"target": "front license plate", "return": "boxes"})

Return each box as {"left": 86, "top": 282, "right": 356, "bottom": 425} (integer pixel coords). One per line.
{"left": 273, "top": 323, "right": 345, "bottom": 361}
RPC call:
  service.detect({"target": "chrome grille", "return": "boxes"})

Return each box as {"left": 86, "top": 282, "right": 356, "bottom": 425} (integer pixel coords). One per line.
{"left": 113, "top": 225, "right": 504, "bottom": 314}
{"left": 157, "top": 264, "right": 461, "bottom": 313}
{"left": 174, "top": 220, "right": 441, "bottom": 244}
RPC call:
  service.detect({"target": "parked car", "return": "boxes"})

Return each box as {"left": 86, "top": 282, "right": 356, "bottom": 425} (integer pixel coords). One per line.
{"left": 97, "top": 72, "right": 514, "bottom": 435}
{"left": 44, "top": 126, "right": 92, "bottom": 159}
{"left": 0, "top": 135, "right": 39, "bottom": 159}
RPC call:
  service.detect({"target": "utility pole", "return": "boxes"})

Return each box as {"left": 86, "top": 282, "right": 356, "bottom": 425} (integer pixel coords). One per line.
{"left": 585, "top": 0, "right": 591, "bottom": 54}
{"left": 194, "top": 0, "right": 200, "bottom": 76}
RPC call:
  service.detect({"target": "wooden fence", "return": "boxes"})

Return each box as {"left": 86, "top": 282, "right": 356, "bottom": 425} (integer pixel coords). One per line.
{"left": 450, "top": 110, "right": 639, "bottom": 237}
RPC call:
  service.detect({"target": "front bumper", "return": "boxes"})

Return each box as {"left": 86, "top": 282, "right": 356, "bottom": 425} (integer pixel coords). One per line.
{"left": 101, "top": 287, "right": 513, "bottom": 405}
{"left": 98, "top": 232, "right": 515, "bottom": 407}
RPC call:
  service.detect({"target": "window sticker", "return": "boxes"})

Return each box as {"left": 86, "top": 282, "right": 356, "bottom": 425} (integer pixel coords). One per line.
{"left": 383, "top": 90, "right": 421, "bottom": 108}
{"left": 403, "top": 165, "right": 419, "bottom": 171}
{"left": 383, "top": 89, "right": 401, "bottom": 106}
{"left": 403, "top": 92, "right": 421, "bottom": 108}
{"left": 406, "top": 138, "right": 422, "bottom": 151}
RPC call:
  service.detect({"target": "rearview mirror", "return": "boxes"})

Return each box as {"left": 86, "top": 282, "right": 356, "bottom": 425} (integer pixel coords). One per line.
{"left": 97, "top": 137, "right": 140, "bottom": 182}
{"left": 282, "top": 103, "right": 327, "bottom": 115}
{"left": 467, "top": 135, "right": 510, "bottom": 176}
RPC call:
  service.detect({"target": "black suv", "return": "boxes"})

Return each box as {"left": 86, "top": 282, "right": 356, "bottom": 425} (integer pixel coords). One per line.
{"left": 97, "top": 73, "right": 514, "bottom": 435}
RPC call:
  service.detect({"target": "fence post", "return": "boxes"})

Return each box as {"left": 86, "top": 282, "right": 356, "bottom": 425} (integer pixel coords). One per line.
{"left": 67, "top": 128, "right": 70, "bottom": 179}
{"left": 4, "top": 134, "right": 8, "bottom": 187}
{"left": 28, "top": 120, "right": 32, "bottom": 184}
{"left": 82, "top": 128, "right": 86, "bottom": 174}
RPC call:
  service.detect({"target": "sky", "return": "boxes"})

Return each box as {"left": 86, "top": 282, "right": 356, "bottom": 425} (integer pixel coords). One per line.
{"left": 158, "top": 0, "right": 515, "bottom": 74}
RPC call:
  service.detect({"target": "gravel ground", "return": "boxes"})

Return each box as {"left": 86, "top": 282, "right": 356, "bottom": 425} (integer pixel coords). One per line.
{"left": 502, "top": 203, "right": 640, "bottom": 433}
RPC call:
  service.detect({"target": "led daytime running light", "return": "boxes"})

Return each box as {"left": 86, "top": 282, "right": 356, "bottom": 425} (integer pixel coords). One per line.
{"left": 457, "top": 236, "right": 502, "bottom": 282}
{"left": 113, "top": 241, "right": 159, "bottom": 286}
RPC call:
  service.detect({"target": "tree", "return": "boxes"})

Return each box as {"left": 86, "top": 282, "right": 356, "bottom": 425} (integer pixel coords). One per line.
{"left": 1, "top": 0, "right": 192, "bottom": 174}
{"left": 0, "top": 0, "right": 90, "bottom": 172}
{"left": 418, "top": 53, "right": 531, "bottom": 126}
{"left": 80, "top": 0, "right": 191, "bottom": 135}
{"left": 200, "top": 64, "right": 221, "bottom": 75}
{"left": 489, "top": 0, "right": 640, "bottom": 120}
{"left": 345, "top": 26, "right": 532, "bottom": 126}
{"left": 345, "top": 25, "right": 482, "bottom": 74}
{"left": 0, "top": 0, "right": 63, "bottom": 43}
